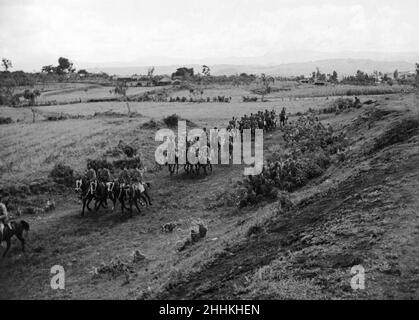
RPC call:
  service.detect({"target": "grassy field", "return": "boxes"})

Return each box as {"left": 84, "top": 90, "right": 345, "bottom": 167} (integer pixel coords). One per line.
{"left": 20, "top": 81, "right": 411, "bottom": 106}
{"left": 0, "top": 87, "right": 418, "bottom": 299}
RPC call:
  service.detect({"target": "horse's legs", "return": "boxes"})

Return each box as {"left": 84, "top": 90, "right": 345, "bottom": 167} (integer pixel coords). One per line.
{"left": 81, "top": 198, "right": 86, "bottom": 217}
{"left": 134, "top": 196, "right": 142, "bottom": 215}
{"left": 101, "top": 195, "right": 108, "bottom": 209}
{"left": 94, "top": 199, "right": 101, "bottom": 211}
{"left": 120, "top": 195, "right": 125, "bottom": 215}
{"left": 144, "top": 191, "right": 152, "bottom": 206}
{"left": 86, "top": 196, "right": 93, "bottom": 211}
{"left": 16, "top": 233, "right": 25, "bottom": 252}
{"left": 2, "top": 239, "right": 10, "bottom": 258}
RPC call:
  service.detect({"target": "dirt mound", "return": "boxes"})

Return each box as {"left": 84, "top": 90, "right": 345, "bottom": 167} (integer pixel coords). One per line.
{"left": 177, "top": 224, "right": 208, "bottom": 252}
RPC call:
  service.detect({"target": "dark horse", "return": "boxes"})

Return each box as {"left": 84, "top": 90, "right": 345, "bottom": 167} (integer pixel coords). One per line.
{"left": 75, "top": 178, "right": 108, "bottom": 217}
{"left": 0, "top": 220, "right": 30, "bottom": 258}
{"left": 127, "top": 182, "right": 153, "bottom": 215}
{"left": 107, "top": 181, "right": 152, "bottom": 216}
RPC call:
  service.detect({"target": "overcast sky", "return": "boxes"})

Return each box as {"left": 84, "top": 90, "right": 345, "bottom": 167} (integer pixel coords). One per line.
{"left": 1, "top": 0, "right": 418, "bottom": 71}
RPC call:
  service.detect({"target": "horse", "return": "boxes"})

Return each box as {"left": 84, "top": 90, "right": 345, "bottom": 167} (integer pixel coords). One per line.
{"left": 75, "top": 178, "right": 108, "bottom": 217}
{"left": 106, "top": 180, "right": 128, "bottom": 212}
{"left": 0, "top": 220, "right": 30, "bottom": 258}
{"left": 107, "top": 180, "right": 152, "bottom": 215}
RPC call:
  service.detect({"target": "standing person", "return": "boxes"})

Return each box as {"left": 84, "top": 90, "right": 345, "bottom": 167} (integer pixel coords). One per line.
{"left": 280, "top": 107, "right": 287, "bottom": 127}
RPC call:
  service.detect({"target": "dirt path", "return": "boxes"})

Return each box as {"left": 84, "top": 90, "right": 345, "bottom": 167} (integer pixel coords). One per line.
{"left": 0, "top": 125, "right": 281, "bottom": 299}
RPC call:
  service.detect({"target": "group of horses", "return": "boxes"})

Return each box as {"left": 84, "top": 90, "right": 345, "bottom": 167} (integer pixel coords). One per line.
{"left": 165, "top": 144, "right": 214, "bottom": 177}
{"left": 74, "top": 177, "right": 152, "bottom": 217}
{"left": 228, "top": 109, "right": 278, "bottom": 133}
{"left": 168, "top": 96, "right": 232, "bottom": 103}
{"left": 242, "top": 96, "right": 259, "bottom": 102}
{"left": 165, "top": 108, "right": 281, "bottom": 177}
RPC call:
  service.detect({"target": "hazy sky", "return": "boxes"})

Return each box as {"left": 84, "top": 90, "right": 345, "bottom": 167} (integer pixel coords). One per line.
{"left": 1, "top": 0, "right": 418, "bottom": 70}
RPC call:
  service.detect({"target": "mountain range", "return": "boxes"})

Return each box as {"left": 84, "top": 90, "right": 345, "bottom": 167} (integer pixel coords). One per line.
{"left": 81, "top": 51, "right": 419, "bottom": 77}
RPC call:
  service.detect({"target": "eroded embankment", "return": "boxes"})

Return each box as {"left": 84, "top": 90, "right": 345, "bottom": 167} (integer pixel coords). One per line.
{"left": 157, "top": 107, "right": 419, "bottom": 300}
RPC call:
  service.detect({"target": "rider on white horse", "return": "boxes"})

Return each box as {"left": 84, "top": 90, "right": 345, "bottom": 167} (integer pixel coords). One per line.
{"left": 130, "top": 167, "right": 145, "bottom": 193}
{"left": 0, "top": 202, "right": 12, "bottom": 242}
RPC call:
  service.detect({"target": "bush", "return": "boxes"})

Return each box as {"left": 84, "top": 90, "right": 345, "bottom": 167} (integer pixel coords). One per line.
{"left": 141, "top": 118, "right": 162, "bottom": 129}
{"left": 113, "top": 156, "right": 143, "bottom": 170}
{"left": 163, "top": 114, "right": 196, "bottom": 128}
{"left": 237, "top": 113, "right": 348, "bottom": 207}
{"left": 86, "top": 158, "right": 113, "bottom": 172}
{"left": 163, "top": 114, "right": 181, "bottom": 127}
{"left": 49, "top": 163, "right": 74, "bottom": 186}
{"left": 0, "top": 117, "right": 13, "bottom": 125}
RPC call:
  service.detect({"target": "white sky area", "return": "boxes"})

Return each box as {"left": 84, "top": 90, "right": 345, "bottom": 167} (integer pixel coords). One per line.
{"left": 1, "top": 0, "right": 418, "bottom": 71}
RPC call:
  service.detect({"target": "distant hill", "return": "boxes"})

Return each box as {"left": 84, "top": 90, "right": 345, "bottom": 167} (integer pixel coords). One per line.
{"left": 86, "top": 59, "right": 417, "bottom": 77}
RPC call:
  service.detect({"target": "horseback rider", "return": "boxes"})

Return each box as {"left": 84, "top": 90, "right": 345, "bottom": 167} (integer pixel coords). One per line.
{"left": 118, "top": 167, "right": 131, "bottom": 187}
{"left": 85, "top": 164, "right": 98, "bottom": 192}
{"left": 130, "top": 167, "right": 146, "bottom": 193}
{"left": 0, "top": 201, "right": 12, "bottom": 242}
{"left": 280, "top": 107, "right": 287, "bottom": 127}
{"left": 98, "top": 167, "right": 111, "bottom": 183}
{"left": 85, "top": 164, "right": 97, "bottom": 182}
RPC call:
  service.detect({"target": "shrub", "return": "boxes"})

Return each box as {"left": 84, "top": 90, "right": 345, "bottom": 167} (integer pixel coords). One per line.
{"left": 141, "top": 118, "right": 161, "bottom": 129}
{"left": 0, "top": 117, "right": 13, "bottom": 125}
{"left": 86, "top": 158, "right": 113, "bottom": 172}
{"left": 237, "top": 113, "right": 348, "bottom": 207}
{"left": 163, "top": 114, "right": 196, "bottom": 128}
{"left": 163, "top": 114, "right": 181, "bottom": 127}
{"left": 49, "top": 163, "right": 74, "bottom": 186}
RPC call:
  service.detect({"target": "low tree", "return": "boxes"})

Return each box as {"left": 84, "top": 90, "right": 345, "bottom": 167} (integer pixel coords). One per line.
{"left": 258, "top": 73, "right": 275, "bottom": 102}
{"left": 329, "top": 70, "right": 338, "bottom": 83}
{"left": 114, "top": 82, "right": 130, "bottom": 114}
{"left": 147, "top": 66, "right": 155, "bottom": 85}
{"left": 41, "top": 65, "right": 56, "bottom": 74}
{"left": 1, "top": 58, "right": 12, "bottom": 71}
{"left": 23, "top": 89, "right": 41, "bottom": 106}
{"left": 77, "top": 69, "right": 88, "bottom": 76}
